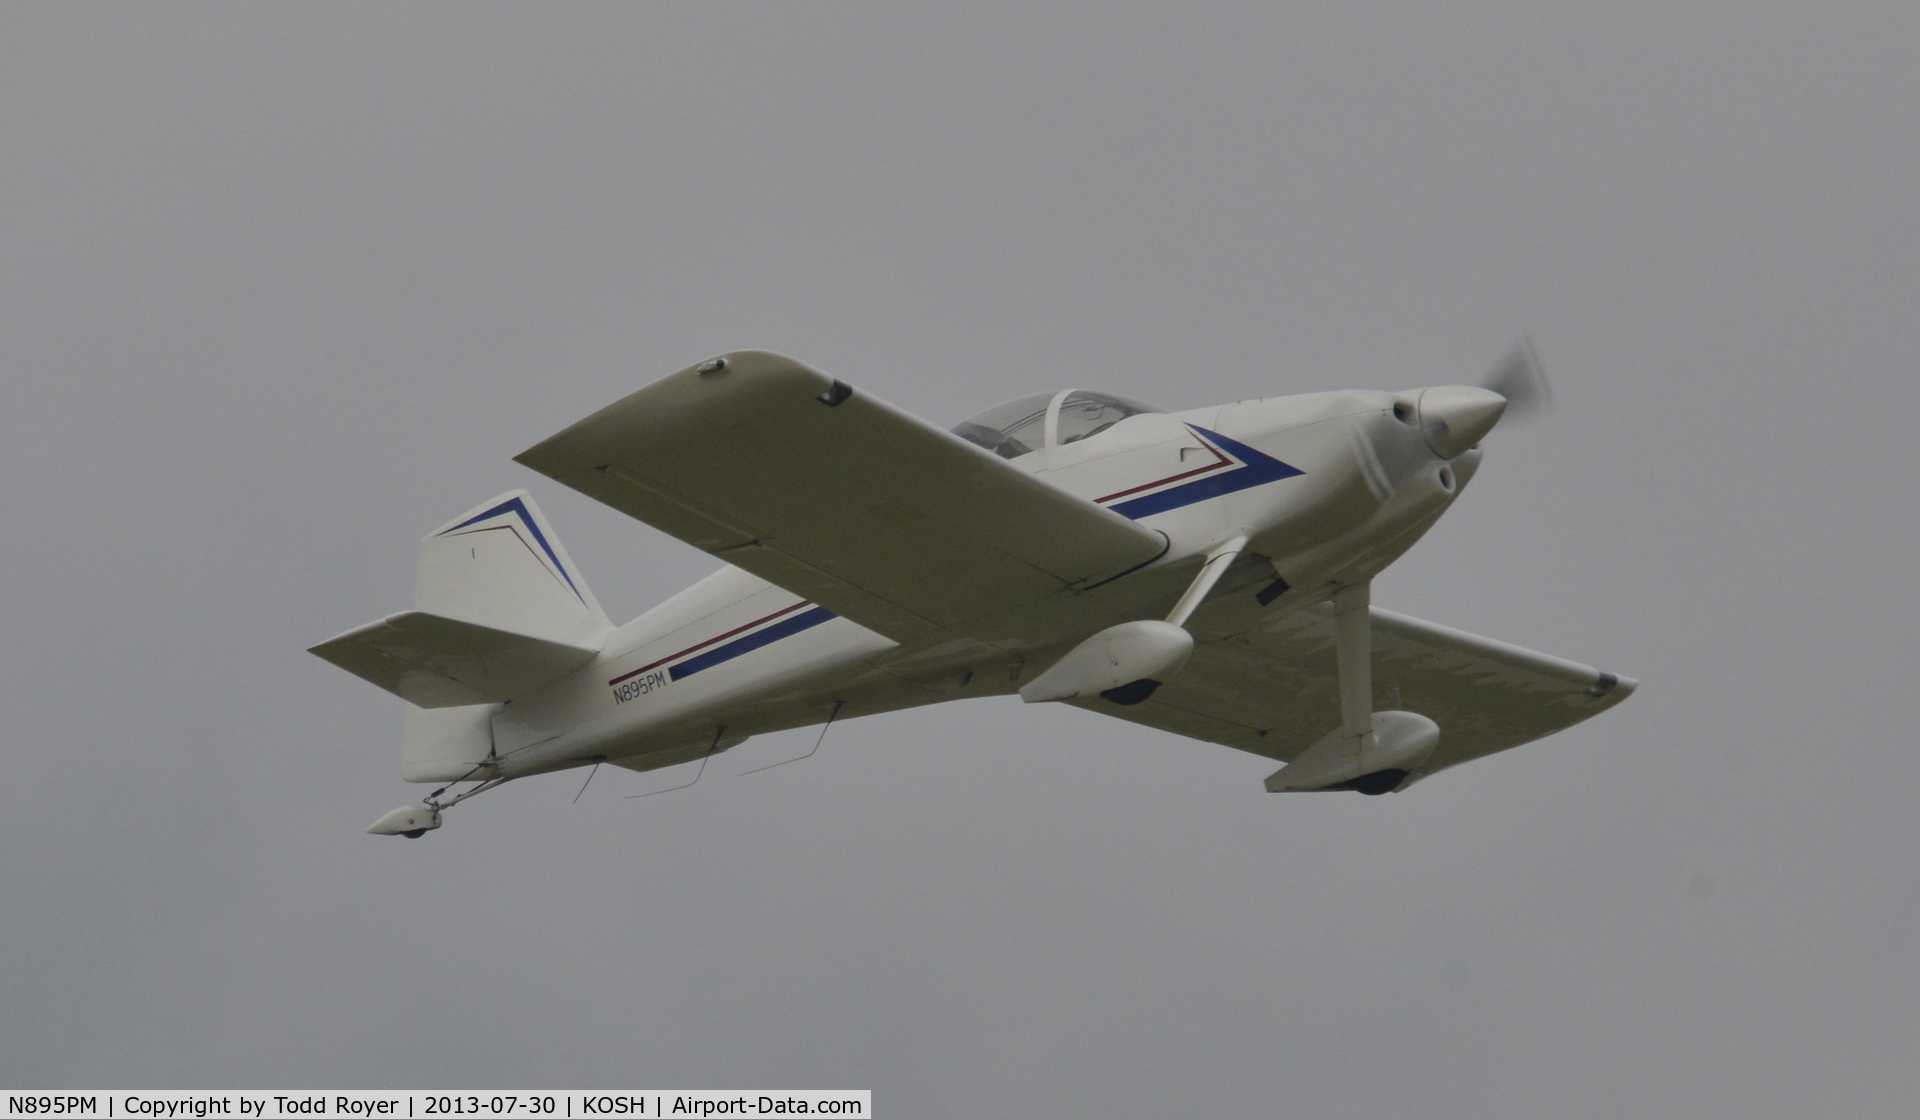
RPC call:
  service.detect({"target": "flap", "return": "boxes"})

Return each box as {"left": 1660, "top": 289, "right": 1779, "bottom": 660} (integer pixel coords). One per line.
{"left": 1075, "top": 602, "right": 1636, "bottom": 781}
{"left": 309, "top": 611, "right": 601, "bottom": 708}
{"left": 514, "top": 351, "right": 1169, "bottom": 644}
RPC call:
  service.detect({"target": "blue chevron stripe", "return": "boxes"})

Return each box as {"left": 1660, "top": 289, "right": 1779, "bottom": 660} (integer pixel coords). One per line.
{"left": 438, "top": 496, "right": 586, "bottom": 604}
{"left": 1106, "top": 426, "right": 1303, "bottom": 519}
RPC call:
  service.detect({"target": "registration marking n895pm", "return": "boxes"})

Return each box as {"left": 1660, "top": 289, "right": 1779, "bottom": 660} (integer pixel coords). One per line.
{"left": 610, "top": 670, "right": 668, "bottom": 704}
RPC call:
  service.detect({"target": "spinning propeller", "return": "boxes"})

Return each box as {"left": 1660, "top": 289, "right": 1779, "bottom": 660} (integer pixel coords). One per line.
{"left": 1478, "top": 335, "right": 1552, "bottom": 424}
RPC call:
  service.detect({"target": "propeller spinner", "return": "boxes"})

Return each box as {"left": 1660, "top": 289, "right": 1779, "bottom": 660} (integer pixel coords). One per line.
{"left": 1479, "top": 335, "right": 1552, "bottom": 422}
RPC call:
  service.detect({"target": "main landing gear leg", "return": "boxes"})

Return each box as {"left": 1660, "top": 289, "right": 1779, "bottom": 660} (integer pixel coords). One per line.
{"left": 1332, "top": 582, "right": 1377, "bottom": 759}
{"left": 1266, "top": 580, "right": 1441, "bottom": 794}
{"left": 1019, "top": 536, "right": 1248, "bottom": 706}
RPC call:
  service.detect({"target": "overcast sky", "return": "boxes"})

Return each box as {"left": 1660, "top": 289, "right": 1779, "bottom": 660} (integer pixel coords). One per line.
{"left": 3, "top": 4, "right": 1917, "bottom": 1115}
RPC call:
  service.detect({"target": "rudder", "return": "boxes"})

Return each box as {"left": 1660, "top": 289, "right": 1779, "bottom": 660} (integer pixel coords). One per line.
{"left": 416, "top": 489, "right": 611, "bottom": 647}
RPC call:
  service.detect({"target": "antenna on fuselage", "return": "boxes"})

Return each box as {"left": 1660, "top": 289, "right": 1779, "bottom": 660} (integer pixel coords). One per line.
{"left": 624, "top": 727, "right": 725, "bottom": 799}
{"left": 740, "top": 701, "right": 844, "bottom": 777}
{"left": 571, "top": 757, "right": 606, "bottom": 804}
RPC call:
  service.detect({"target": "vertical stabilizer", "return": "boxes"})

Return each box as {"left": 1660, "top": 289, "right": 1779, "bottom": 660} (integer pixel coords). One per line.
{"left": 416, "top": 489, "right": 611, "bottom": 648}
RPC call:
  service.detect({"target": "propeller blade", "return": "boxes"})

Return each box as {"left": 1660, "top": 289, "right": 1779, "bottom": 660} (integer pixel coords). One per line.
{"left": 1479, "top": 335, "right": 1552, "bottom": 422}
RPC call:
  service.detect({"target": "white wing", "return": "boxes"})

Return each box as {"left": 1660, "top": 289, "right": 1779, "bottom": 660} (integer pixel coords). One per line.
{"left": 1077, "top": 595, "right": 1635, "bottom": 782}
{"left": 515, "top": 351, "right": 1168, "bottom": 645}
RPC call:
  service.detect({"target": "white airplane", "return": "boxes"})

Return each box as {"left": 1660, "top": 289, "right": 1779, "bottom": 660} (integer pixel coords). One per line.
{"left": 313, "top": 346, "right": 1634, "bottom": 837}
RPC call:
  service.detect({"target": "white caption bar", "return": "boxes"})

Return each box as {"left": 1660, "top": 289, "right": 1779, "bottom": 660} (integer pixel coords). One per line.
{"left": 1, "top": 1094, "right": 869, "bottom": 1120}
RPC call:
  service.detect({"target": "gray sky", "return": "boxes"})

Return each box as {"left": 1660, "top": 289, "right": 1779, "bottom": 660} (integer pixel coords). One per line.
{"left": 3, "top": 3, "right": 1916, "bottom": 1115}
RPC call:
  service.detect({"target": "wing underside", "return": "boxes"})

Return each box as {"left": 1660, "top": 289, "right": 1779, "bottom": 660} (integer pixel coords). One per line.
{"left": 1074, "top": 602, "right": 1635, "bottom": 780}
{"left": 514, "top": 351, "right": 1168, "bottom": 646}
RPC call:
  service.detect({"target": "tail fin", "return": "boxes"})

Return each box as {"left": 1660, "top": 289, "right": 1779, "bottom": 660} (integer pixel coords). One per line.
{"left": 311, "top": 490, "right": 610, "bottom": 783}
{"left": 416, "top": 489, "right": 611, "bottom": 645}
{"left": 310, "top": 490, "right": 612, "bottom": 709}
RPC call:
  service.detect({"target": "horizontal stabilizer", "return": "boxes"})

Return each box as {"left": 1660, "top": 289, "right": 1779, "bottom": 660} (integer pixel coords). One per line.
{"left": 309, "top": 611, "right": 600, "bottom": 707}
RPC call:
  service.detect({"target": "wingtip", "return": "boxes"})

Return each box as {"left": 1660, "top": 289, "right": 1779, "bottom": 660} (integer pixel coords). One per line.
{"left": 1585, "top": 671, "right": 1638, "bottom": 700}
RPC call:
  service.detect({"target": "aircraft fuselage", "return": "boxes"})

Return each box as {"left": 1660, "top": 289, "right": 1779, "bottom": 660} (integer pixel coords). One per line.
{"left": 483, "top": 387, "right": 1486, "bottom": 780}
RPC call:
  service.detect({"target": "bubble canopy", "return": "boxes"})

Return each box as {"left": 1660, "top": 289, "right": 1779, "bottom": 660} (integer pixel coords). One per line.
{"left": 951, "top": 391, "right": 1163, "bottom": 460}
